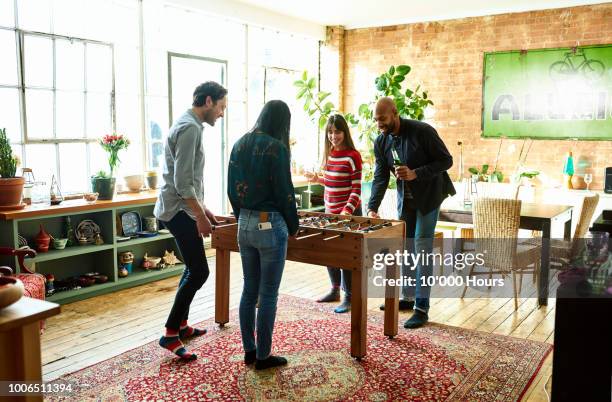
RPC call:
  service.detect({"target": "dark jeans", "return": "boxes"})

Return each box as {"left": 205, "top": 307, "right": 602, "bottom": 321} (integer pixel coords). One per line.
{"left": 238, "top": 209, "right": 288, "bottom": 360}
{"left": 326, "top": 206, "right": 362, "bottom": 297}
{"left": 162, "top": 210, "right": 210, "bottom": 330}
{"left": 400, "top": 204, "right": 440, "bottom": 314}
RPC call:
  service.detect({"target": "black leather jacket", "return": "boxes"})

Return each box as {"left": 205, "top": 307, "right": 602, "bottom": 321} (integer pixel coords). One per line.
{"left": 367, "top": 118, "right": 456, "bottom": 215}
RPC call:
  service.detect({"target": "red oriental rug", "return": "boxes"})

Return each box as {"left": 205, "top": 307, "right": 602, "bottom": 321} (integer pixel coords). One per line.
{"left": 48, "top": 295, "right": 551, "bottom": 401}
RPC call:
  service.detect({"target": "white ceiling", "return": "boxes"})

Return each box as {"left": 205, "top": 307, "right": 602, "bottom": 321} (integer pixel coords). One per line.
{"left": 235, "top": 0, "right": 609, "bottom": 29}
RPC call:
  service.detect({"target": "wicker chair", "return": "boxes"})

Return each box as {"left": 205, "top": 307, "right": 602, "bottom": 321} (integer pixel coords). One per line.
{"left": 551, "top": 193, "right": 600, "bottom": 265}
{"left": 460, "top": 198, "right": 541, "bottom": 310}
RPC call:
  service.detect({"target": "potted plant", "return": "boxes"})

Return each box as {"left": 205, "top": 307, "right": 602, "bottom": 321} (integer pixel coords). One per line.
{"left": 0, "top": 128, "right": 25, "bottom": 209}
{"left": 346, "top": 65, "right": 433, "bottom": 208}
{"left": 92, "top": 134, "right": 130, "bottom": 200}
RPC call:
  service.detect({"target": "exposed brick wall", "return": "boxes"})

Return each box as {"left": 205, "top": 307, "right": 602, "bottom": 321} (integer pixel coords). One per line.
{"left": 320, "top": 26, "right": 345, "bottom": 112}
{"left": 341, "top": 4, "right": 612, "bottom": 190}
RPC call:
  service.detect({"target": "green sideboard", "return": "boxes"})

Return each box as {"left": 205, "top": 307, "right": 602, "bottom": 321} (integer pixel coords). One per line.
{"left": 0, "top": 192, "right": 184, "bottom": 305}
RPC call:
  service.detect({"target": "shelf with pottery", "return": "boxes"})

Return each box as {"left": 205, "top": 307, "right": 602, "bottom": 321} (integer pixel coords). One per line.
{"left": 0, "top": 191, "right": 186, "bottom": 305}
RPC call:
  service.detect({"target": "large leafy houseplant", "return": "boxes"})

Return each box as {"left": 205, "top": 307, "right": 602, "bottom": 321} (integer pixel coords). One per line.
{"left": 347, "top": 65, "right": 434, "bottom": 184}
{"left": 293, "top": 71, "right": 336, "bottom": 132}
{"left": 0, "top": 127, "right": 25, "bottom": 208}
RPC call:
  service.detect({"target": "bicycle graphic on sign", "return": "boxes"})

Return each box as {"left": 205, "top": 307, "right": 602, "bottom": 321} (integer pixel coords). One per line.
{"left": 549, "top": 48, "right": 605, "bottom": 84}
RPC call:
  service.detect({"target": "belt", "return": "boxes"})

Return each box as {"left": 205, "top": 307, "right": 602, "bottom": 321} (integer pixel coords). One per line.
{"left": 259, "top": 211, "right": 269, "bottom": 222}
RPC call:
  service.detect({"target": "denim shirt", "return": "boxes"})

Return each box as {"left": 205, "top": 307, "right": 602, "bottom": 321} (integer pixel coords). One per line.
{"left": 154, "top": 109, "right": 205, "bottom": 222}
{"left": 228, "top": 132, "right": 299, "bottom": 235}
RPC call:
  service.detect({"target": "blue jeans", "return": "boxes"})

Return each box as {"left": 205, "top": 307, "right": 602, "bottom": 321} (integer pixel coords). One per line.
{"left": 326, "top": 206, "right": 362, "bottom": 297}
{"left": 238, "top": 209, "right": 288, "bottom": 360}
{"left": 400, "top": 205, "right": 440, "bottom": 314}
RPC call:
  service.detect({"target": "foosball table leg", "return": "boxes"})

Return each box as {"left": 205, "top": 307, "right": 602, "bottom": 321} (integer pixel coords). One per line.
{"left": 350, "top": 269, "right": 367, "bottom": 360}
{"left": 215, "top": 248, "right": 230, "bottom": 327}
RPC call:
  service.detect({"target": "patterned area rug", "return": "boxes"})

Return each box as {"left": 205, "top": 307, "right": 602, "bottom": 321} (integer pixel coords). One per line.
{"left": 48, "top": 295, "right": 551, "bottom": 401}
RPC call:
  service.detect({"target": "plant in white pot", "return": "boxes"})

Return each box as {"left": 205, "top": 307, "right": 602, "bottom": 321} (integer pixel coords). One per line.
{"left": 92, "top": 134, "right": 130, "bottom": 200}
{"left": 0, "top": 128, "right": 25, "bottom": 210}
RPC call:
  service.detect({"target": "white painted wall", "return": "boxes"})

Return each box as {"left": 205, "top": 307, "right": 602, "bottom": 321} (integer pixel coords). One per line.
{"left": 166, "top": 0, "right": 326, "bottom": 40}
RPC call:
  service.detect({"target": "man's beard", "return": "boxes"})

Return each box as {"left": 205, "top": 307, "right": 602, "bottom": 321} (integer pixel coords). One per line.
{"left": 204, "top": 110, "right": 216, "bottom": 126}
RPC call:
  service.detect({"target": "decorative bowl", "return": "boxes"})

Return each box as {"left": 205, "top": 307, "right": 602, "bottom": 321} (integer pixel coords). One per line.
{"left": 124, "top": 175, "right": 144, "bottom": 192}
{"left": 84, "top": 192, "right": 99, "bottom": 203}
{"left": 53, "top": 238, "right": 68, "bottom": 249}
{"left": 78, "top": 276, "right": 96, "bottom": 287}
{"left": 0, "top": 277, "right": 24, "bottom": 309}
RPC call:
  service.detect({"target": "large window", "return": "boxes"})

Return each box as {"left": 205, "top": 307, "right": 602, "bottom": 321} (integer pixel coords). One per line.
{"left": 1, "top": 0, "right": 322, "bottom": 199}
{"left": 0, "top": 0, "right": 141, "bottom": 194}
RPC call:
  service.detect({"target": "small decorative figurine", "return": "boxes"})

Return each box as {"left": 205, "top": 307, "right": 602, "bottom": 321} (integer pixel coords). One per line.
{"left": 94, "top": 233, "right": 104, "bottom": 245}
{"left": 141, "top": 253, "right": 161, "bottom": 270}
{"left": 49, "top": 174, "right": 64, "bottom": 205}
{"left": 35, "top": 224, "right": 51, "bottom": 252}
{"left": 118, "top": 266, "right": 129, "bottom": 278}
{"left": 64, "top": 216, "right": 76, "bottom": 247}
{"left": 118, "top": 251, "right": 134, "bottom": 274}
{"left": 162, "top": 250, "right": 181, "bottom": 266}
{"left": 45, "top": 273, "right": 55, "bottom": 296}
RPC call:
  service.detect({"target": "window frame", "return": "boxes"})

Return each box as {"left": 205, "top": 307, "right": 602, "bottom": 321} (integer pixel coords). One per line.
{"left": 18, "top": 29, "right": 116, "bottom": 144}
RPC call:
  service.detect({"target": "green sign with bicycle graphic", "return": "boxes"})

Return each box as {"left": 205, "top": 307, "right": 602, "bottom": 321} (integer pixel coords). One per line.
{"left": 482, "top": 45, "right": 612, "bottom": 140}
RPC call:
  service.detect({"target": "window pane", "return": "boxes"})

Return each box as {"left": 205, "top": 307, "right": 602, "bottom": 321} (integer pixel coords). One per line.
{"left": 24, "top": 144, "right": 57, "bottom": 189}
{"left": 115, "top": 45, "right": 139, "bottom": 94}
{"left": 25, "top": 89, "right": 53, "bottom": 139}
{"left": 52, "top": 0, "right": 86, "bottom": 38}
{"left": 86, "top": 93, "right": 111, "bottom": 138}
{"left": 24, "top": 35, "right": 53, "bottom": 87}
{"left": 86, "top": 43, "right": 112, "bottom": 92}
{"left": 0, "top": 1, "right": 15, "bottom": 28}
{"left": 88, "top": 142, "right": 108, "bottom": 179}
{"left": 145, "top": 96, "right": 168, "bottom": 170}
{"left": 56, "top": 91, "right": 85, "bottom": 138}
{"left": 56, "top": 39, "right": 84, "bottom": 91}
{"left": 17, "top": 0, "right": 52, "bottom": 32}
{"left": 0, "top": 88, "right": 21, "bottom": 143}
{"left": 59, "top": 143, "right": 88, "bottom": 193}
{"left": 0, "top": 29, "right": 17, "bottom": 85}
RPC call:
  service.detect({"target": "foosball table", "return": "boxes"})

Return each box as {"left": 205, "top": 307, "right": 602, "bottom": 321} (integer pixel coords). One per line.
{"left": 212, "top": 211, "right": 406, "bottom": 359}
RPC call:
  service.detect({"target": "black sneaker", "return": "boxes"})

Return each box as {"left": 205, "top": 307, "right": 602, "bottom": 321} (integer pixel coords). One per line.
{"left": 244, "top": 349, "right": 256, "bottom": 365}
{"left": 379, "top": 300, "right": 415, "bottom": 311}
{"left": 403, "top": 310, "right": 429, "bottom": 329}
{"left": 255, "top": 355, "right": 288, "bottom": 370}
{"left": 317, "top": 288, "right": 340, "bottom": 303}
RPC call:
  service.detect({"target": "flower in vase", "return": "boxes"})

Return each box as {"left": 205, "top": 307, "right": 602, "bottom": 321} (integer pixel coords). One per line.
{"left": 99, "top": 134, "right": 130, "bottom": 178}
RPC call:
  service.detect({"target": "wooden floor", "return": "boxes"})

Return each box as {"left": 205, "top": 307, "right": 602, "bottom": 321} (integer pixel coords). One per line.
{"left": 41, "top": 254, "right": 555, "bottom": 401}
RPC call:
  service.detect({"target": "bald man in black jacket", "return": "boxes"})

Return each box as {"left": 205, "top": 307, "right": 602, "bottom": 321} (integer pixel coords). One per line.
{"left": 368, "top": 97, "right": 455, "bottom": 328}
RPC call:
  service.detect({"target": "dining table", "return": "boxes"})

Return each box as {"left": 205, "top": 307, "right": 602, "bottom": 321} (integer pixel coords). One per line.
{"left": 439, "top": 196, "right": 573, "bottom": 306}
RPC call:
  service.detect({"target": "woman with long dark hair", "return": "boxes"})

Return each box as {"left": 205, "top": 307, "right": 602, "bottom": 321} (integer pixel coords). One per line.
{"left": 228, "top": 100, "right": 299, "bottom": 370}
{"left": 305, "top": 114, "right": 362, "bottom": 313}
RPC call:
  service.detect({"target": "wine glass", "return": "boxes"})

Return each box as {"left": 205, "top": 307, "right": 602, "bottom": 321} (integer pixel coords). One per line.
{"left": 584, "top": 173, "right": 593, "bottom": 191}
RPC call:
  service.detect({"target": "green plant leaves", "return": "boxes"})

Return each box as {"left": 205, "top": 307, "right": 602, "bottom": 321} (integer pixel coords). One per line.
{"left": 396, "top": 65, "right": 411, "bottom": 75}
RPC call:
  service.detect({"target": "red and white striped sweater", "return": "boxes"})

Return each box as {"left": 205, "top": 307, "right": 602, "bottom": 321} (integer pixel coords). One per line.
{"left": 323, "top": 149, "right": 362, "bottom": 214}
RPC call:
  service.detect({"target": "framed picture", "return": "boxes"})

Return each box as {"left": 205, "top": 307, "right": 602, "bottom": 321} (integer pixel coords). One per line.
{"left": 482, "top": 44, "right": 612, "bottom": 140}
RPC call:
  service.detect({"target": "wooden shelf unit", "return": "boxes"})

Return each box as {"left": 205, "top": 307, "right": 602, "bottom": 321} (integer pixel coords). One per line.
{"left": 0, "top": 192, "right": 185, "bottom": 305}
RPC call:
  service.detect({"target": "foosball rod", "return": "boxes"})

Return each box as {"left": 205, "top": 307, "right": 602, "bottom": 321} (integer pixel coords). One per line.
{"left": 295, "top": 232, "right": 323, "bottom": 240}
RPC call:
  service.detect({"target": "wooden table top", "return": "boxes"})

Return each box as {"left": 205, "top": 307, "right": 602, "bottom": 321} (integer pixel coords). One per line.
{"left": 0, "top": 191, "right": 159, "bottom": 220}
{"left": 0, "top": 297, "right": 60, "bottom": 332}
{"left": 441, "top": 197, "right": 573, "bottom": 220}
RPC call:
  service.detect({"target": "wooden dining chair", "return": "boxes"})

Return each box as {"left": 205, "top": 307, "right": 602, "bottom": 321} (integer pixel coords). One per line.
{"left": 460, "top": 197, "right": 541, "bottom": 310}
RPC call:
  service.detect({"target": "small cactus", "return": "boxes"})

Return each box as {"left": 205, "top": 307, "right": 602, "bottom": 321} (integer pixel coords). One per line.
{"left": 0, "top": 128, "right": 18, "bottom": 178}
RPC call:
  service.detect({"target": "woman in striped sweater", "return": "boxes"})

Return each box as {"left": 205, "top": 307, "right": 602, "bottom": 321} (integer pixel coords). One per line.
{"left": 305, "top": 114, "right": 362, "bottom": 313}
